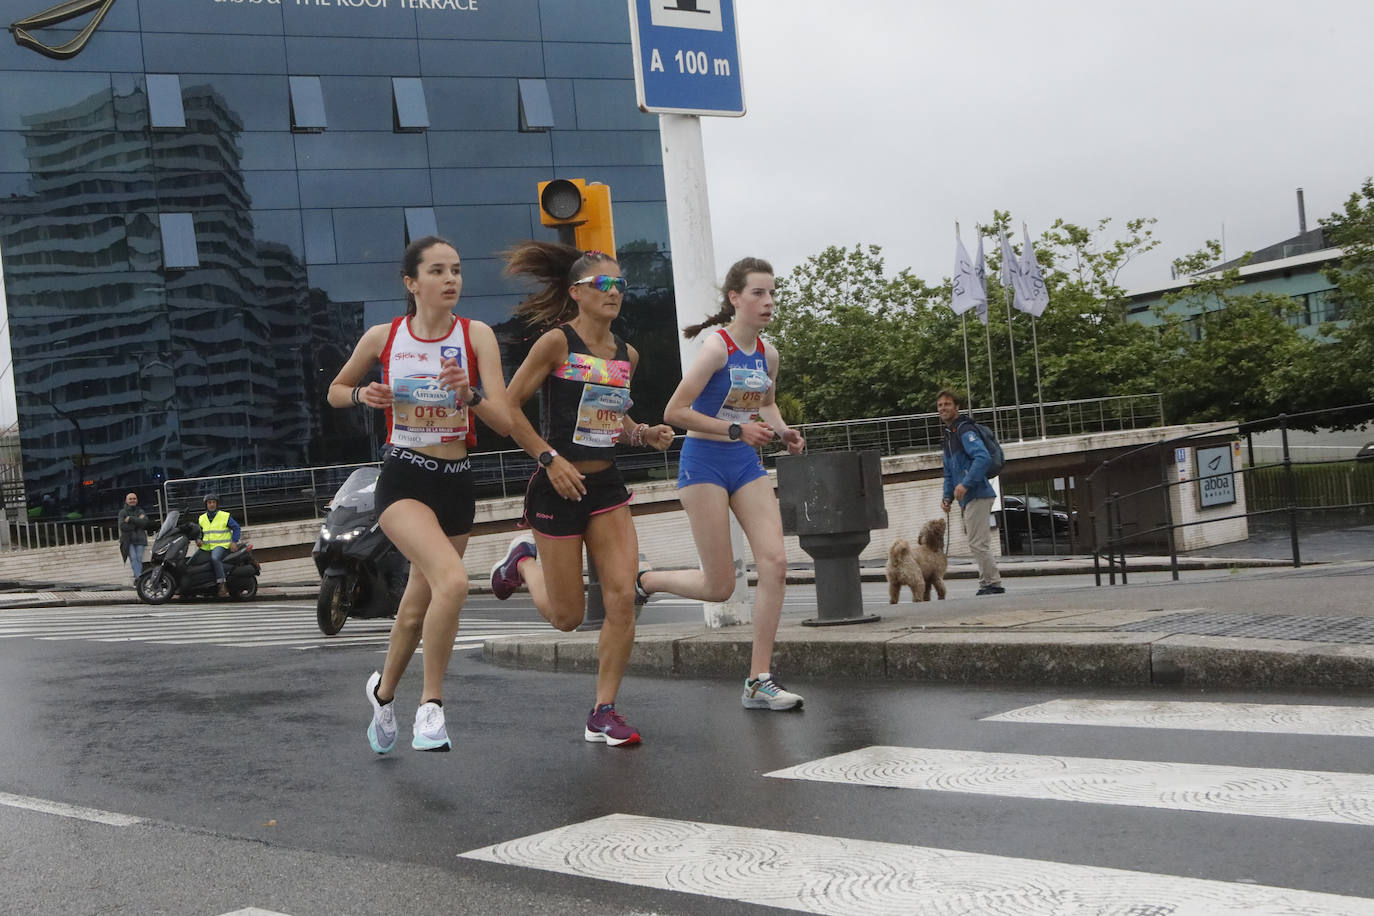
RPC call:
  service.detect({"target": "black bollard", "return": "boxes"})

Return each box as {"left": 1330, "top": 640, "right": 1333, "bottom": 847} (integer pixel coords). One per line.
{"left": 777, "top": 450, "right": 887, "bottom": 627}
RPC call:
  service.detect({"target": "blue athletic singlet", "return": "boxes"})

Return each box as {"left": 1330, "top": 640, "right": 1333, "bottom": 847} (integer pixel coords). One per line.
{"left": 689, "top": 328, "right": 772, "bottom": 424}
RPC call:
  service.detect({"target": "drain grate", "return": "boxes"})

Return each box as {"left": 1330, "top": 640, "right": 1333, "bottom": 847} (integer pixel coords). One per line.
{"left": 1115, "top": 612, "right": 1374, "bottom": 645}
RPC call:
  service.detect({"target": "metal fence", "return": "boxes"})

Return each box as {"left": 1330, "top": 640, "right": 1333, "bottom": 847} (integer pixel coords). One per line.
{"left": 3, "top": 393, "right": 1169, "bottom": 552}
{"left": 1085, "top": 402, "right": 1374, "bottom": 585}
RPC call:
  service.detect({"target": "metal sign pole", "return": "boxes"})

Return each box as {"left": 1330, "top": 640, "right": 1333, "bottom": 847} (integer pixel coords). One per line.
{"left": 659, "top": 113, "right": 750, "bottom": 628}
{"left": 631, "top": 0, "right": 750, "bottom": 628}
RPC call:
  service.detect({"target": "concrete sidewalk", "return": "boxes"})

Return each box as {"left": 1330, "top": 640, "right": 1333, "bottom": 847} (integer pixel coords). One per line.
{"left": 483, "top": 559, "right": 1374, "bottom": 692}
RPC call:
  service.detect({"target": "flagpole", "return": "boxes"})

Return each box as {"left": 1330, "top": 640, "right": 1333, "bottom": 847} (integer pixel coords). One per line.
{"left": 984, "top": 319, "right": 997, "bottom": 438}
{"left": 1002, "top": 283, "right": 1023, "bottom": 441}
{"left": 1031, "top": 314, "right": 1047, "bottom": 438}
{"left": 961, "top": 314, "right": 973, "bottom": 414}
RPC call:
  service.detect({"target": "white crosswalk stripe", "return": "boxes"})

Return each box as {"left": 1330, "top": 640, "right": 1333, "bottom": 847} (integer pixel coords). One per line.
{"left": 464, "top": 698, "right": 1374, "bottom": 913}
{"left": 0, "top": 603, "right": 548, "bottom": 650}
{"left": 766, "top": 746, "right": 1374, "bottom": 826}
{"left": 462, "top": 813, "right": 1374, "bottom": 915}
{"left": 984, "top": 698, "right": 1374, "bottom": 737}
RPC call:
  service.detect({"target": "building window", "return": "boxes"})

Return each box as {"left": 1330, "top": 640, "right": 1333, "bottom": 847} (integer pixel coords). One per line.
{"left": 1309, "top": 288, "right": 1345, "bottom": 324}
{"left": 392, "top": 77, "right": 429, "bottom": 133}
{"left": 404, "top": 207, "right": 439, "bottom": 244}
{"left": 146, "top": 74, "right": 186, "bottom": 129}
{"left": 1286, "top": 294, "right": 1311, "bottom": 328}
{"left": 517, "top": 78, "right": 554, "bottom": 132}
{"left": 159, "top": 213, "right": 199, "bottom": 269}
{"left": 289, "top": 76, "right": 327, "bottom": 132}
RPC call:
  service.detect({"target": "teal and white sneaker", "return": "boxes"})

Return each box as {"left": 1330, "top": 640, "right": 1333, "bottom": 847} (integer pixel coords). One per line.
{"left": 741, "top": 674, "right": 804, "bottom": 711}
{"left": 412, "top": 701, "right": 451, "bottom": 752}
{"left": 365, "top": 671, "right": 397, "bottom": 754}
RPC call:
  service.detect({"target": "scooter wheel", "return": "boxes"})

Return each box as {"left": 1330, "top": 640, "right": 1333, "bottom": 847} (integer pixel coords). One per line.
{"left": 317, "top": 575, "right": 350, "bottom": 635}
{"left": 233, "top": 578, "right": 259, "bottom": 601}
{"left": 137, "top": 568, "right": 176, "bottom": 605}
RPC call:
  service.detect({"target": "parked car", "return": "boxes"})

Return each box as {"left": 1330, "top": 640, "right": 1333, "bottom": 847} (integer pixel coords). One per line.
{"left": 997, "top": 494, "right": 1074, "bottom": 551}
{"left": 1356, "top": 442, "right": 1374, "bottom": 462}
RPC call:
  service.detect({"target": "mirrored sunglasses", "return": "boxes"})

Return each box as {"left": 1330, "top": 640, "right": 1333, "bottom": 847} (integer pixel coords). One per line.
{"left": 572, "top": 274, "right": 627, "bottom": 293}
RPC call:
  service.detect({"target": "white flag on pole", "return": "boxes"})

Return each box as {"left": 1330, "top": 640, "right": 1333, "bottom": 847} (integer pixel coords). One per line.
{"left": 1000, "top": 231, "right": 1031, "bottom": 313}
{"left": 950, "top": 225, "right": 986, "bottom": 317}
{"left": 1020, "top": 224, "right": 1051, "bottom": 317}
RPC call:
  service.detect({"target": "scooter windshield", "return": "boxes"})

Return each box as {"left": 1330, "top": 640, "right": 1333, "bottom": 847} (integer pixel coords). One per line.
{"left": 329, "top": 468, "right": 380, "bottom": 513}
{"left": 154, "top": 509, "right": 180, "bottom": 539}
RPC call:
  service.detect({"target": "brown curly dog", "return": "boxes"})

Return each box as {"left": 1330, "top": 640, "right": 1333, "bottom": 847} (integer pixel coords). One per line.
{"left": 885, "top": 517, "right": 948, "bottom": 603}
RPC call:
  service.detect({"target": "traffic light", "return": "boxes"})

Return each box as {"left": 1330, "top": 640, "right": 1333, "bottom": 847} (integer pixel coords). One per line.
{"left": 537, "top": 178, "right": 616, "bottom": 258}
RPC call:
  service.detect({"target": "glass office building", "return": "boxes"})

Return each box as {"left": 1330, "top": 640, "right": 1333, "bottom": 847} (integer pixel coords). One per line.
{"left": 0, "top": 0, "right": 678, "bottom": 516}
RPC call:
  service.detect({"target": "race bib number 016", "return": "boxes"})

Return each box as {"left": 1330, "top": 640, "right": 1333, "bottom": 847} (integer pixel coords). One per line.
{"left": 392, "top": 375, "right": 467, "bottom": 441}
{"left": 717, "top": 367, "right": 769, "bottom": 424}
{"left": 574, "top": 384, "right": 632, "bottom": 447}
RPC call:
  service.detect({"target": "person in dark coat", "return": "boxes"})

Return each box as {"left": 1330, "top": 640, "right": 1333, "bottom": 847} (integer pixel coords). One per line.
{"left": 117, "top": 492, "right": 155, "bottom": 584}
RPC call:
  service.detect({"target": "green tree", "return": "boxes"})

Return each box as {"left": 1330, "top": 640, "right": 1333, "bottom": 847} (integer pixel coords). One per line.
{"left": 1317, "top": 178, "right": 1374, "bottom": 412}
{"left": 1160, "top": 244, "right": 1319, "bottom": 423}
{"left": 1003, "top": 215, "right": 1169, "bottom": 405}
{"left": 770, "top": 244, "right": 953, "bottom": 421}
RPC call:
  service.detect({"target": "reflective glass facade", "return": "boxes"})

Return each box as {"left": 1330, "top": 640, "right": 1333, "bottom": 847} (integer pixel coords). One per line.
{"left": 0, "top": 0, "right": 677, "bottom": 516}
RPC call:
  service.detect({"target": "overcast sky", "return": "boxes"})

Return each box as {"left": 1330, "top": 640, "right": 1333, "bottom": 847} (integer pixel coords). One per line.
{"left": 699, "top": 0, "right": 1374, "bottom": 293}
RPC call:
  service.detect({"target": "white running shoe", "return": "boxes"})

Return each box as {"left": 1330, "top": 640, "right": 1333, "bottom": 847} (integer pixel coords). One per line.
{"left": 412, "top": 701, "right": 451, "bottom": 752}
{"left": 741, "top": 674, "right": 804, "bottom": 711}
{"left": 365, "top": 671, "right": 397, "bottom": 754}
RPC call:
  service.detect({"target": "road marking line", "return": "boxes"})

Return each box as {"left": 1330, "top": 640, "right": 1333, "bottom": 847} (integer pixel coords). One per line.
{"left": 985, "top": 699, "right": 1374, "bottom": 737}
{"left": 766, "top": 746, "right": 1374, "bottom": 826}
{"left": 461, "top": 813, "right": 1374, "bottom": 915}
{"left": 0, "top": 791, "right": 142, "bottom": 827}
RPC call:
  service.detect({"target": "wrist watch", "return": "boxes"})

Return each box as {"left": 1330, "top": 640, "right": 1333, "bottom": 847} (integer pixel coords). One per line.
{"left": 727, "top": 423, "right": 742, "bottom": 441}
{"left": 538, "top": 449, "right": 559, "bottom": 467}
{"left": 463, "top": 388, "right": 483, "bottom": 408}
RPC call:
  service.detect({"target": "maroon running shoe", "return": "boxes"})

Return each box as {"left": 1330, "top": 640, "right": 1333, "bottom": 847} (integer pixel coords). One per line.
{"left": 584, "top": 703, "right": 641, "bottom": 747}
{"left": 490, "top": 533, "right": 536, "bottom": 600}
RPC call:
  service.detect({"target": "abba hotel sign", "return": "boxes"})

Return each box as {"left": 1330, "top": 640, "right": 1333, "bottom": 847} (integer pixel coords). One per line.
{"left": 10, "top": 0, "right": 477, "bottom": 60}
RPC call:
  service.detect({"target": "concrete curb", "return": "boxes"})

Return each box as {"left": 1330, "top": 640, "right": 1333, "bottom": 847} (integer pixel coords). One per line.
{"left": 482, "top": 624, "right": 1374, "bottom": 691}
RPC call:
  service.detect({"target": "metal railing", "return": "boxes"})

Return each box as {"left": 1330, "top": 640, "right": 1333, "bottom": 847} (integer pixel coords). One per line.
{"left": 2, "top": 393, "right": 1171, "bottom": 551}
{"left": 4, "top": 519, "right": 118, "bottom": 551}
{"left": 1084, "top": 402, "right": 1374, "bottom": 585}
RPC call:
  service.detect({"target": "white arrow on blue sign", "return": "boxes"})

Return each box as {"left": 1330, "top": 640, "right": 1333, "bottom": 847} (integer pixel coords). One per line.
{"left": 628, "top": 0, "right": 745, "bottom": 117}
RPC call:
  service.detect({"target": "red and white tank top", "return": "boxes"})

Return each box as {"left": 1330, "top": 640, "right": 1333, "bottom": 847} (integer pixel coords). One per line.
{"left": 379, "top": 315, "right": 480, "bottom": 449}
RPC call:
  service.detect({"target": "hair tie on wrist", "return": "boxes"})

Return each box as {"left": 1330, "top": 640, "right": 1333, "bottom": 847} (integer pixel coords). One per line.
{"left": 352, "top": 385, "right": 363, "bottom": 406}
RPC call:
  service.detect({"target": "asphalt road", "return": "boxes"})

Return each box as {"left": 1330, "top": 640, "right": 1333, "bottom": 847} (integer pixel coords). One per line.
{"left": 2, "top": 587, "right": 1373, "bottom": 915}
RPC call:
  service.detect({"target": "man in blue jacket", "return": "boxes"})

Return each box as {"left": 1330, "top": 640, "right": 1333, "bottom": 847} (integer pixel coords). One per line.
{"left": 938, "top": 389, "right": 1004, "bottom": 596}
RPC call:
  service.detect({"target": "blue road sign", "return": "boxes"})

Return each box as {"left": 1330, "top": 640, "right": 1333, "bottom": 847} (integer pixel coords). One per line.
{"left": 628, "top": 0, "right": 745, "bottom": 117}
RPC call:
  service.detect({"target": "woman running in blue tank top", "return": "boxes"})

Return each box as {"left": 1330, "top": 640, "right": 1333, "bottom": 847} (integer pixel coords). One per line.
{"left": 637, "top": 257, "right": 807, "bottom": 711}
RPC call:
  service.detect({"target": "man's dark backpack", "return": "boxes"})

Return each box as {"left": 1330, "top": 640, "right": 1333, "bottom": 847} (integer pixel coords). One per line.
{"left": 956, "top": 418, "right": 1005, "bottom": 480}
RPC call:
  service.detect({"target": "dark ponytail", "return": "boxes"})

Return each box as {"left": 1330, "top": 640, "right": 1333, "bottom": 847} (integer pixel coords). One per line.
{"left": 683, "top": 256, "right": 774, "bottom": 339}
{"left": 503, "top": 240, "right": 618, "bottom": 328}
{"left": 401, "top": 235, "right": 457, "bottom": 317}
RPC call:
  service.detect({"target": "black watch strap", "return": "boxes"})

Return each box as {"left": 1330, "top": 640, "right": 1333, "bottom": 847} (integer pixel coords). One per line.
{"left": 464, "top": 388, "right": 483, "bottom": 408}
{"left": 728, "top": 423, "right": 742, "bottom": 441}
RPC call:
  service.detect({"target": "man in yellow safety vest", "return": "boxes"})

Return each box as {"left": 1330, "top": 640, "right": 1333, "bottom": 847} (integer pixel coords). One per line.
{"left": 196, "top": 495, "right": 242, "bottom": 598}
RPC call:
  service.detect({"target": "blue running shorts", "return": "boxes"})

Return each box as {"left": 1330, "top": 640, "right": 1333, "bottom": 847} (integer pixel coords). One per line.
{"left": 677, "top": 437, "right": 767, "bottom": 495}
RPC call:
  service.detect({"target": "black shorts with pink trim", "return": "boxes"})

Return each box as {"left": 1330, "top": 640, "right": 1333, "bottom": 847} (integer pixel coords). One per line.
{"left": 523, "top": 464, "right": 632, "bottom": 538}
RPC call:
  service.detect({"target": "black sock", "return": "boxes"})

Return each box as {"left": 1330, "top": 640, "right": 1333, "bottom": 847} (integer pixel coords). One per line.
{"left": 423, "top": 698, "right": 443, "bottom": 708}
{"left": 372, "top": 683, "right": 392, "bottom": 707}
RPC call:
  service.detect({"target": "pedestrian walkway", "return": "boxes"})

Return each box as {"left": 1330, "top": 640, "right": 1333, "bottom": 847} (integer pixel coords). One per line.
{"left": 462, "top": 694, "right": 1374, "bottom": 914}
{"left": 483, "top": 559, "right": 1374, "bottom": 691}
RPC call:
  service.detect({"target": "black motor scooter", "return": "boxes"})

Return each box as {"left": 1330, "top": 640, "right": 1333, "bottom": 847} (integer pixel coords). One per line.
{"left": 312, "top": 467, "right": 409, "bottom": 635}
{"left": 135, "top": 510, "right": 261, "bottom": 604}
